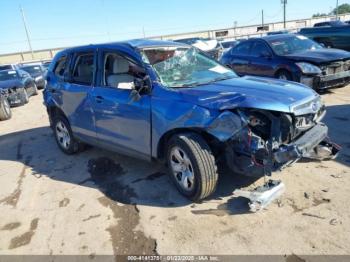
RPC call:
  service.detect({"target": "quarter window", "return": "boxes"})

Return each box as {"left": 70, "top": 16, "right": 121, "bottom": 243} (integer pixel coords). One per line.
{"left": 54, "top": 56, "right": 67, "bottom": 78}
{"left": 71, "top": 53, "right": 94, "bottom": 86}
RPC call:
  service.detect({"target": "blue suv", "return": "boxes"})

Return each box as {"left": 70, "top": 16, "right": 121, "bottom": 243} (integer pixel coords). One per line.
{"left": 44, "top": 39, "right": 338, "bottom": 201}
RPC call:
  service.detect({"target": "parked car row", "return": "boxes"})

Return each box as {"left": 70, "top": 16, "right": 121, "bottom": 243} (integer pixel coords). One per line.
{"left": 43, "top": 39, "right": 339, "bottom": 202}
{"left": 0, "top": 60, "right": 50, "bottom": 121}
{"left": 220, "top": 34, "right": 350, "bottom": 91}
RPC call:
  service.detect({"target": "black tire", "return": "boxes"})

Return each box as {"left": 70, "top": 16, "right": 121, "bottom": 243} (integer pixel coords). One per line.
{"left": 53, "top": 115, "right": 82, "bottom": 155}
{"left": 276, "top": 70, "right": 292, "bottom": 81}
{"left": 32, "top": 84, "right": 39, "bottom": 96}
{"left": 0, "top": 97, "right": 12, "bottom": 121}
{"left": 167, "top": 133, "right": 218, "bottom": 201}
{"left": 19, "top": 88, "right": 29, "bottom": 104}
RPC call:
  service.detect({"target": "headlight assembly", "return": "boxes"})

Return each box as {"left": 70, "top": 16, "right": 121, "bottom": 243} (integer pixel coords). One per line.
{"left": 296, "top": 62, "right": 322, "bottom": 75}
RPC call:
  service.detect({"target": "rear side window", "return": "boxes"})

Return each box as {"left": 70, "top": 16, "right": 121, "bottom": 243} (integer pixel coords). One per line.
{"left": 54, "top": 56, "right": 67, "bottom": 78}
{"left": 232, "top": 42, "right": 252, "bottom": 55}
{"left": 71, "top": 53, "right": 94, "bottom": 86}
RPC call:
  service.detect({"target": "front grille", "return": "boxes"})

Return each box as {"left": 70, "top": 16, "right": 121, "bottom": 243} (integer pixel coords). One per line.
{"left": 322, "top": 60, "right": 350, "bottom": 75}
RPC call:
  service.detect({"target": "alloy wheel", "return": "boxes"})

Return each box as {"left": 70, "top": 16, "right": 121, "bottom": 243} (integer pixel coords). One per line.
{"left": 55, "top": 121, "right": 71, "bottom": 149}
{"left": 170, "top": 146, "right": 195, "bottom": 191}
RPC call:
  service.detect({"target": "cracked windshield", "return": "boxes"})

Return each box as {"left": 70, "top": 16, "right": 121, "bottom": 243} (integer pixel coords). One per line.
{"left": 142, "top": 47, "right": 237, "bottom": 88}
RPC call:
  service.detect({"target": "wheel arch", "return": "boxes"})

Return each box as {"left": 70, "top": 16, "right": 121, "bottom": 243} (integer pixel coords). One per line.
{"left": 47, "top": 106, "right": 69, "bottom": 128}
{"left": 156, "top": 127, "right": 222, "bottom": 160}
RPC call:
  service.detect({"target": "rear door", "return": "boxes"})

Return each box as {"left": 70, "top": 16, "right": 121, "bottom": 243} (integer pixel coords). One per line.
{"left": 226, "top": 41, "right": 252, "bottom": 75}
{"left": 60, "top": 50, "right": 97, "bottom": 143}
{"left": 246, "top": 40, "right": 275, "bottom": 77}
{"left": 91, "top": 48, "right": 152, "bottom": 160}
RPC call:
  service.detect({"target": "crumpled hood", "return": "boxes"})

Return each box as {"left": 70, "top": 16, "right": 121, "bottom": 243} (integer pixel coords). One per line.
{"left": 0, "top": 80, "right": 23, "bottom": 89}
{"left": 177, "top": 76, "right": 318, "bottom": 113}
{"left": 284, "top": 49, "right": 350, "bottom": 64}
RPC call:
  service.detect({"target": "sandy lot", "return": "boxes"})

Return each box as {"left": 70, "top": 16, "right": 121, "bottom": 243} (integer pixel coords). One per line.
{"left": 0, "top": 85, "right": 349, "bottom": 257}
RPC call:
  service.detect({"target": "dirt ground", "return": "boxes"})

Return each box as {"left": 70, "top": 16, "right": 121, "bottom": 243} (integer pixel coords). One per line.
{"left": 0, "top": 85, "right": 349, "bottom": 257}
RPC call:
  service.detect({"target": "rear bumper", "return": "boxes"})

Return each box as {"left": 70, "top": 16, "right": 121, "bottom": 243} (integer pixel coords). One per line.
{"left": 301, "top": 71, "right": 350, "bottom": 90}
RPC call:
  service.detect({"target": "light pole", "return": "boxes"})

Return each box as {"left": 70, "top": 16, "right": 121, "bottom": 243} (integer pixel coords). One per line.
{"left": 281, "top": 0, "right": 287, "bottom": 29}
{"left": 335, "top": 0, "right": 339, "bottom": 20}
{"left": 20, "top": 5, "right": 34, "bottom": 59}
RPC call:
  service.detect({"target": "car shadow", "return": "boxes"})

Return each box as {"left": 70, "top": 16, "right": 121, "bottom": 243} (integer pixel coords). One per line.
{"left": 0, "top": 104, "right": 348, "bottom": 214}
{"left": 0, "top": 125, "right": 257, "bottom": 214}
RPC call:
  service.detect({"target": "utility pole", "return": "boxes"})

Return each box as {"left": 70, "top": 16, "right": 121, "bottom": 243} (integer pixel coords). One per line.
{"left": 281, "top": 0, "right": 287, "bottom": 29}
{"left": 142, "top": 27, "right": 146, "bottom": 38}
{"left": 335, "top": 0, "right": 339, "bottom": 20}
{"left": 262, "top": 9, "right": 264, "bottom": 28}
{"left": 20, "top": 5, "right": 34, "bottom": 59}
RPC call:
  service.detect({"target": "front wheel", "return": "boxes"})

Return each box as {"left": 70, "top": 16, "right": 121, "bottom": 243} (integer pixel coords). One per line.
{"left": 276, "top": 70, "right": 292, "bottom": 81}
{"left": 167, "top": 133, "right": 218, "bottom": 201}
{"left": 0, "top": 97, "right": 12, "bottom": 121}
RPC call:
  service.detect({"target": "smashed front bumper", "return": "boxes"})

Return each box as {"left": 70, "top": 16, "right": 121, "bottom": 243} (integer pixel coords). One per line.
{"left": 274, "top": 123, "right": 340, "bottom": 164}
{"left": 301, "top": 70, "right": 350, "bottom": 90}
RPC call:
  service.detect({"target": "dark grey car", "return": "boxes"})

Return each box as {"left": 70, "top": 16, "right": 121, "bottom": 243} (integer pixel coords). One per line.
{"left": 20, "top": 64, "right": 47, "bottom": 89}
{"left": 0, "top": 69, "right": 38, "bottom": 106}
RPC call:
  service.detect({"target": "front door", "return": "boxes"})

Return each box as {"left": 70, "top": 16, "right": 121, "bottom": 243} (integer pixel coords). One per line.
{"left": 246, "top": 41, "right": 275, "bottom": 77}
{"left": 92, "top": 49, "right": 152, "bottom": 160}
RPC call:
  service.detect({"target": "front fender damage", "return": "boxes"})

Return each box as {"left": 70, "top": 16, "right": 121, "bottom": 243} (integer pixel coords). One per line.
{"left": 206, "top": 111, "right": 246, "bottom": 142}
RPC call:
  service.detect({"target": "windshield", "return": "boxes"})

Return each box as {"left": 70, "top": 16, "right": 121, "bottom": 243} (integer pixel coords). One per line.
{"left": 21, "top": 65, "right": 42, "bottom": 75}
{"left": 0, "top": 70, "right": 18, "bottom": 81}
{"left": 268, "top": 35, "right": 323, "bottom": 56}
{"left": 141, "top": 47, "right": 236, "bottom": 88}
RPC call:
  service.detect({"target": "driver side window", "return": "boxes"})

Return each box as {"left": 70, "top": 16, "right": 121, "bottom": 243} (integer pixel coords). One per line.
{"left": 103, "top": 52, "right": 145, "bottom": 90}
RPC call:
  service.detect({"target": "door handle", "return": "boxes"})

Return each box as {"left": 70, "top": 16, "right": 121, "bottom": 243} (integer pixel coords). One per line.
{"left": 94, "top": 95, "right": 104, "bottom": 103}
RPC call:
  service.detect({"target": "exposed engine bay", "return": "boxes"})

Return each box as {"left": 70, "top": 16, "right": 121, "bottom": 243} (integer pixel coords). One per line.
{"left": 224, "top": 105, "right": 339, "bottom": 178}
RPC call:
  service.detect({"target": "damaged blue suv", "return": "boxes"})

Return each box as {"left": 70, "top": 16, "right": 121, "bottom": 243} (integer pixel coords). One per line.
{"left": 44, "top": 40, "right": 339, "bottom": 201}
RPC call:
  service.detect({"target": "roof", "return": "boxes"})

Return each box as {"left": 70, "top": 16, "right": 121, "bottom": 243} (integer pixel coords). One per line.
{"left": 245, "top": 33, "right": 297, "bottom": 42}
{"left": 63, "top": 39, "right": 187, "bottom": 53}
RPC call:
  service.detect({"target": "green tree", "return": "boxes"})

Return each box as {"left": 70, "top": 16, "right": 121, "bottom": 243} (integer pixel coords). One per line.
{"left": 312, "top": 13, "right": 328, "bottom": 18}
{"left": 333, "top": 3, "right": 350, "bottom": 15}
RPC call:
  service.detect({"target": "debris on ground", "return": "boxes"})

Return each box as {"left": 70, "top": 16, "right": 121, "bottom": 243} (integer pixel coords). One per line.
{"left": 302, "top": 213, "right": 326, "bottom": 219}
{"left": 233, "top": 180, "right": 285, "bottom": 212}
{"left": 329, "top": 218, "right": 342, "bottom": 226}
{"left": 331, "top": 174, "right": 342, "bottom": 178}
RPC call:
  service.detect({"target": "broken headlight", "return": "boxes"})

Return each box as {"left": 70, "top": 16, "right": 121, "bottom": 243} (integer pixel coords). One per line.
{"left": 295, "top": 114, "right": 315, "bottom": 131}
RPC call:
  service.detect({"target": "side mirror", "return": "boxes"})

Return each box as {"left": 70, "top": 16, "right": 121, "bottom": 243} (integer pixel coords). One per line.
{"left": 129, "top": 76, "right": 151, "bottom": 103}
{"left": 134, "top": 75, "right": 151, "bottom": 94}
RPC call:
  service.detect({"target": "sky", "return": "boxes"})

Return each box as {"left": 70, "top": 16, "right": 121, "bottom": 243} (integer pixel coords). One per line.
{"left": 0, "top": 0, "right": 347, "bottom": 54}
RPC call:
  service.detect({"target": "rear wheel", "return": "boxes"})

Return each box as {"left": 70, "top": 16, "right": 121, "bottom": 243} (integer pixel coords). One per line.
{"left": 0, "top": 97, "right": 12, "bottom": 121}
{"left": 20, "top": 88, "right": 29, "bottom": 104}
{"left": 276, "top": 70, "right": 292, "bottom": 81}
{"left": 167, "top": 133, "right": 218, "bottom": 201}
{"left": 53, "top": 115, "right": 83, "bottom": 154}
{"left": 32, "top": 84, "right": 38, "bottom": 96}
